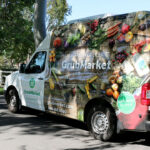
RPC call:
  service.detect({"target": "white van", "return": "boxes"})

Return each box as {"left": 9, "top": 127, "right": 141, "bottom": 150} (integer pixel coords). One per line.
{"left": 4, "top": 11, "right": 150, "bottom": 141}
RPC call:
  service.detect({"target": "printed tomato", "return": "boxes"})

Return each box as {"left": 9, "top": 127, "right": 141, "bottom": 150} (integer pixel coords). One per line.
{"left": 106, "top": 88, "right": 113, "bottom": 96}
{"left": 53, "top": 37, "right": 62, "bottom": 48}
{"left": 121, "top": 24, "right": 130, "bottom": 34}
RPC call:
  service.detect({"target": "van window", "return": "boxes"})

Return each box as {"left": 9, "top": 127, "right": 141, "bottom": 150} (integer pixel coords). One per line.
{"left": 25, "top": 51, "right": 47, "bottom": 74}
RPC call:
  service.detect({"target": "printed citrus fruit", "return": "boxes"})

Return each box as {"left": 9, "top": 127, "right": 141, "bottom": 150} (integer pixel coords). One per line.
{"left": 113, "top": 91, "right": 119, "bottom": 100}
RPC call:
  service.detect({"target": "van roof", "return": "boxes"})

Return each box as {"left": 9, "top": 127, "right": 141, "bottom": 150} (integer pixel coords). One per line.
{"left": 67, "top": 13, "right": 112, "bottom": 24}
{"left": 68, "top": 11, "right": 150, "bottom": 24}
{"left": 36, "top": 11, "right": 150, "bottom": 52}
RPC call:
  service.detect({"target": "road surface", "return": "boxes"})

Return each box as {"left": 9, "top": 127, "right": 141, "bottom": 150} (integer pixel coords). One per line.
{"left": 0, "top": 95, "right": 150, "bottom": 150}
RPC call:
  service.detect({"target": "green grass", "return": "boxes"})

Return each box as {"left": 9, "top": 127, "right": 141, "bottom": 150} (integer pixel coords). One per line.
{"left": 0, "top": 87, "right": 4, "bottom": 95}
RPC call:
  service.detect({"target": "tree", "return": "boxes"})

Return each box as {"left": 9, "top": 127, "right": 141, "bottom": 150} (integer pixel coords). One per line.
{"left": 33, "top": 0, "right": 71, "bottom": 48}
{"left": 34, "top": 0, "right": 47, "bottom": 48}
{"left": 0, "top": 0, "right": 35, "bottom": 66}
{"left": 0, "top": 0, "right": 71, "bottom": 66}
{"left": 47, "top": 0, "right": 72, "bottom": 30}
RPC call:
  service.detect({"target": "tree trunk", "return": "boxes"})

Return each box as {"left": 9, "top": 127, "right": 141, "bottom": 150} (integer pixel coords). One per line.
{"left": 34, "top": 0, "right": 47, "bottom": 48}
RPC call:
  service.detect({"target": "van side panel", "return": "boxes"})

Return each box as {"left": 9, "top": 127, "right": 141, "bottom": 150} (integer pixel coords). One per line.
{"left": 44, "top": 48, "right": 114, "bottom": 120}
{"left": 44, "top": 11, "right": 150, "bottom": 131}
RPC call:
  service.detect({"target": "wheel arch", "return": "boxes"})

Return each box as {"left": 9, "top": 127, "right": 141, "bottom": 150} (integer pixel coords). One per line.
{"left": 5, "top": 85, "right": 19, "bottom": 103}
{"left": 84, "top": 97, "right": 116, "bottom": 123}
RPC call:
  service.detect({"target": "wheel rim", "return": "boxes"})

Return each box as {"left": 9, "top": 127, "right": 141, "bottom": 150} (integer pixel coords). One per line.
{"left": 10, "top": 95, "right": 17, "bottom": 107}
{"left": 91, "top": 111, "right": 109, "bottom": 134}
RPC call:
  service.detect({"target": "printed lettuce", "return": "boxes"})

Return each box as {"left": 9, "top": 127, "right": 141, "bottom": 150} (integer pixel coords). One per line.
{"left": 121, "top": 75, "right": 142, "bottom": 93}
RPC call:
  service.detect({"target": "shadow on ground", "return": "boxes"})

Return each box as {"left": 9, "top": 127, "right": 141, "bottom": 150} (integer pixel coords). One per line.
{"left": 0, "top": 95, "right": 150, "bottom": 149}
{"left": 64, "top": 131, "right": 150, "bottom": 150}
{"left": 0, "top": 95, "right": 87, "bottom": 138}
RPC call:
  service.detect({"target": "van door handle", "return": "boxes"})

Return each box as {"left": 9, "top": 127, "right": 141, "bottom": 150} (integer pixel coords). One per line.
{"left": 38, "top": 77, "right": 43, "bottom": 80}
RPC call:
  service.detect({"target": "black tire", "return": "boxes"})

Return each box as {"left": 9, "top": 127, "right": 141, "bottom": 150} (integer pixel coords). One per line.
{"left": 145, "top": 132, "right": 150, "bottom": 143}
{"left": 7, "top": 89, "right": 21, "bottom": 113}
{"left": 87, "top": 104, "right": 116, "bottom": 141}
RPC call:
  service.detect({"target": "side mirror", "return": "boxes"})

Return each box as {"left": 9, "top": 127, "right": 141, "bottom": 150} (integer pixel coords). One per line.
{"left": 19, "top": 63, "right": 26, "bottom": 73}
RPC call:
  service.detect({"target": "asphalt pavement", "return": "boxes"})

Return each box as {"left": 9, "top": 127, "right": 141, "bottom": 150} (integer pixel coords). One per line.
{"left": 0, "top": 95, "right": 150, "bottom": 150}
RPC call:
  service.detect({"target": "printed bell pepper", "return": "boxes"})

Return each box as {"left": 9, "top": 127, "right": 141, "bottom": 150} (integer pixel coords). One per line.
{"left": 125, "top": 31, "right": 133, "bottom": 42}
{"left": 121, "top": 24, "right": 130, "bottom": 34}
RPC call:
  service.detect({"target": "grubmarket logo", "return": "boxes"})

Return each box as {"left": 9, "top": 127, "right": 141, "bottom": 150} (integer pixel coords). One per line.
{"left": 62, "top": 60, "right": 111, "bottom": 70}
{"left": 29, "top": 78, "right": 35, "bottom": 88}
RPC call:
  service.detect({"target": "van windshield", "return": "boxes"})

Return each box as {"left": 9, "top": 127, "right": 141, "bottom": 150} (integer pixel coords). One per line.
{"left": 25, "top": 51, "right": 47, "bottom": 74}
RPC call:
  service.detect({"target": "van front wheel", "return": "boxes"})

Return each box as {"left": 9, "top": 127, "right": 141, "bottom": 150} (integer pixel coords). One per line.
{"left": 87, "top": 105, "right": 116, "bottom": 141}
{"left": 7, "top": 89, "right": 20, "bottom": 113}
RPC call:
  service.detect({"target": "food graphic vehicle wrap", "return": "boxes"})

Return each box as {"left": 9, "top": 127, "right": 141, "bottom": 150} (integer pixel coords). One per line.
{"left": 44, "top": 11, "right": 150, "bottom": 131}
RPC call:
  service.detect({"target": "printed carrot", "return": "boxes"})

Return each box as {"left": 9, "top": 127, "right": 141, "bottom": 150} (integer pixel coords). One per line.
{"left": 107, "top": 27, "right": 119, "bottom": 35}
{"left": 107, "top": 22, "right": 121, "bottom": 32}
{"left": 107, "top": 26, "right": 119, "bottom": 34}
{"left": 107, "top": 29, "right": 119, "bottom": 38}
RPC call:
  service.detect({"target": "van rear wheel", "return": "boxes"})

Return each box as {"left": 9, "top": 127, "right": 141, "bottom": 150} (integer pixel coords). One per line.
{"left": 7, "top": 89, "right": 21, "bottom": 113}
{"left": 87, "top": 105, "right": 116, "bottom": 141}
